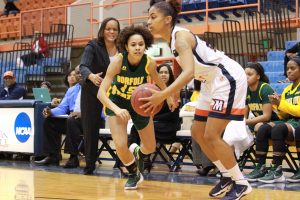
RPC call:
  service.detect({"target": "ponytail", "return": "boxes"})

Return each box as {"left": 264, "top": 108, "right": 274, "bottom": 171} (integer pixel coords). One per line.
{"left": 150, "top": 0, "right": 181, "bottom": 26}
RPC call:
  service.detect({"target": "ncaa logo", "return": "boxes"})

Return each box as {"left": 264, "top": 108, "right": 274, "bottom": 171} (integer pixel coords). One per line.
{"left": 14, "top": 112, "right": 32, "bottom": 143}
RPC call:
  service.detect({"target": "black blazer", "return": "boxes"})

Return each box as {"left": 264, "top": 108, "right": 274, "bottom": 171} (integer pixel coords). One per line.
{"left": 80, "top": 39, "right": 110, "bottom": 95}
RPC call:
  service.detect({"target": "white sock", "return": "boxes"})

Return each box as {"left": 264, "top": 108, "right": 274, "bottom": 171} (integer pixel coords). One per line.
{"left": 228, "top": 164, "right": 248, "bottom": 185}
{"left": 213, "top": 160, "right": 230, "bottom": 177}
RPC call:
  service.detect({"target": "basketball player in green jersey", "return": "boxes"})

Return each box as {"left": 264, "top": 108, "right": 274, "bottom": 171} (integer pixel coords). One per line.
{"left": 245, "top": 62, "right": 280, "bottom": 132}
{"left": 247, "top": 57, "right": 300, "bottom": 183}
{"left": 97, "top": 25, "right": 176, "bottom": 190}
{"left": 244, "top": 62, "right": 280, "bottom": 182}
{"left": 257, "top": 57, "right": 300, "bottom": 183}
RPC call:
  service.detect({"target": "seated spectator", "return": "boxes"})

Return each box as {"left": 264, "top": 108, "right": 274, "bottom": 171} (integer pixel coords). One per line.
{"left": 244, "top": 62, "right": 281, "bottom": 181}
{"left": 152, "top": 63, "right": 181, "bottom": 143}
{"left": 244, "top": 62, "right": 280, "bottom": 132}
{"left": 1, "top": 0, "right": 19, "bottom": 16}
{"left": 246, "top": 57, "right": 300, "bottom": 183}
{"left": 63, "top": 87, "right": 82, "bottom": 168}
{"left": 40, "top": 81, "right": 60, "bottom": 108}
{"left": 64, "top": 68, "right": 78, "bottom": 88}
{"left": 0, "top": 70, "right": 26, "bottom": 100}
{"left": 17, "top": 32, "right": 49, "bottom": 68}
{"left": 34, "top": 66, "right": 81, "bottom": 166}
{"left": 40, "top": 81, "right": 52, "bottom": 91}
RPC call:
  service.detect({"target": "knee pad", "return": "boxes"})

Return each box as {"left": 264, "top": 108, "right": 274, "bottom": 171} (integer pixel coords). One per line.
{"left": 256, "top": 123, "right": 272, "bottom": 142}
{"left": 271, "top": 123, "right": 288, "bottom": 141}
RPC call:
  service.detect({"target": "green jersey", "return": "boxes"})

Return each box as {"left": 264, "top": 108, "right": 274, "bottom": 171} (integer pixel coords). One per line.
{"left": 277, "top": 82, "right": 300, "bottom": 120}
{"left": 108, "top": 52, "right": 150, "bottom": 101}
{"left": 105, "top": 52, "right": 151, "bottom": 130}
{"left": 246, "top": 81, "right": 279, "bottom": 121}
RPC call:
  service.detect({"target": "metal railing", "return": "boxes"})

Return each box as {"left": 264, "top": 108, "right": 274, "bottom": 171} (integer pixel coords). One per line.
{"left": 0, "top": 0, "right": 299, "bottom": 43}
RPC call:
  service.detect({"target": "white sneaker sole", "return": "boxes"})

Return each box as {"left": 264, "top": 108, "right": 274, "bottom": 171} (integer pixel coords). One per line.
{"left": 246, "top": 177, "right": 258, "bottom": 182}
{"left": 286, "top": 178, "right": 300, "bottom": 183}
{"left": 209, "top": 183, "right": 232, "bottom": 197}
{"left": 258, "top": 175, "right": 285, "bottom": 184}
{"left": 236, "top": 184, "right": 252, "bottom": 200}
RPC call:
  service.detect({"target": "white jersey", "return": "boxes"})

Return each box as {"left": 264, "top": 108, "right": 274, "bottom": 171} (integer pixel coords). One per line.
{"left": 170, "top": 26, "right": 247, "bottom": 121}
{"left": 170, "top": 26, "right": 241, "bottom": 83}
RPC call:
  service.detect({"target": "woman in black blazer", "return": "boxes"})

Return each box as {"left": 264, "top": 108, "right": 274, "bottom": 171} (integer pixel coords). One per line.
{"left": 80, "top": 17, "right": 120, "bottom": 175}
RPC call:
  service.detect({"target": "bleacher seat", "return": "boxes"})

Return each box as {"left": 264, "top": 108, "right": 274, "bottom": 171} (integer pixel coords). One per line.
{"left": 285, "top": 40, "right": 298, "bottom": 50}
{"left": 13, "top": 69, "right": 27, "bottom": 85}
{"left": 265, "top": 72, "right": 286, "bottom": 84}
{"left": 270, "top": 83, "right": 290, "bottom": 94}
{"left": 180, "top": 0, "right": 201, "bottom": 22}
{"left": 26, "top": 65, "right": 45, "bottom": 82}
{"left": 195, "top": 0, "right": 218, "bottom": 20}
{"left": 267, "top": 50, "right": 285, "bottom": 61}
{"left": 259, "top": 60, "right": 284, "bottom": 72}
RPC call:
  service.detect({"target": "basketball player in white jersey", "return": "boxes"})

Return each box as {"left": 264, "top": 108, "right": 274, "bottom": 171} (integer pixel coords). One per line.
{"left": 142, "top": 1, "right": 252, "bottom": 199}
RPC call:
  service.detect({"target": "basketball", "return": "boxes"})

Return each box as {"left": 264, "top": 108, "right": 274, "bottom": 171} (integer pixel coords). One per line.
{"left": 131, "top": 83, "right": 163, "bottom": 117}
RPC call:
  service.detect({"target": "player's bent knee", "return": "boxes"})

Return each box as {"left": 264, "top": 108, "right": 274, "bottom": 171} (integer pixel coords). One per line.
{"left": 271, "top": 123, "right": 288, "bottom": 141}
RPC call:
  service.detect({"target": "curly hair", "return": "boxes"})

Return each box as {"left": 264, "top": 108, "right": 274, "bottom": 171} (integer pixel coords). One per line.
{"left": 117, "top": 25, "right": 154, "bottom": 52}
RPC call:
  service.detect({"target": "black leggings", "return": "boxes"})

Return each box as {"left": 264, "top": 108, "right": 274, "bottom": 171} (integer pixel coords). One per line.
{"left": 271, "top": 123, "right": 289, "bottom": 166}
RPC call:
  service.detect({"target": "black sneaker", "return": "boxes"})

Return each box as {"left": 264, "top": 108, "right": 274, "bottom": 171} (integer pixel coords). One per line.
{"left": 221, "top": 181, "right": 252, "bottom": 200}
{"left": 124, "top": 173, "right": 144, "bottom": 190}
{"left": 209, "top": 177, "right": 233, "bottom": 197}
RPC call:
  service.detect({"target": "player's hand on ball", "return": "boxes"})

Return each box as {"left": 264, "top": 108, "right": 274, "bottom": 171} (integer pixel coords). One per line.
{"left": 140, "top": 88, "right": 164, "bottom": 113}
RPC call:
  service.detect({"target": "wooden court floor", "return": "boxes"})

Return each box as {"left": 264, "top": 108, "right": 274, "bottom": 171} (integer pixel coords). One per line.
{"left": 0, "top": 167, "right": 300, "bottom": 200}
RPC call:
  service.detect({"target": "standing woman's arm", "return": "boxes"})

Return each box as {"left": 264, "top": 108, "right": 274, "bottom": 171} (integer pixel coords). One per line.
{"left": 80, "top": 44, "right": 95, "bottom": 81}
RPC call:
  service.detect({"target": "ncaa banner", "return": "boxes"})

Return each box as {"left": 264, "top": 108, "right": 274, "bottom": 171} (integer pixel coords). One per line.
{"left": 0, "top": 108, "right": 35, "bottom": 153}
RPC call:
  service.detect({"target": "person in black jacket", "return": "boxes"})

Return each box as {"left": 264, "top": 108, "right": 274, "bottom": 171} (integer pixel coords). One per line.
{"left": 0, "top": 71, "right": 26, "bottom": 100}
{"left": 79, "top": 17, "right": 120, "bottom": 175}
{"left": 152, "top": 63, "right": 181, "bottom": 143}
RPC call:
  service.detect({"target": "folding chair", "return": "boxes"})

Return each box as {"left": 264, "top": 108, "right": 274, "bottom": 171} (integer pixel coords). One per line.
{"left": 283, "top": 141, "right": 298, "bottom": 173}
{"left": 238, "top": 139, "right": 299, "bottom": 173}
{"left": 170, "top": 130, "right": 194, "bottom": 172}
{"left": 97, "top": 129, "right": 118, "bottom": 162}
{"left": 151, "top": 141, "right": 177, "bottom": 171}
{"left": 151, "top": 130, "right": 194, "bottom": 172}
{"left": 238, "top": 144, "right": 256, "bottom": 171}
